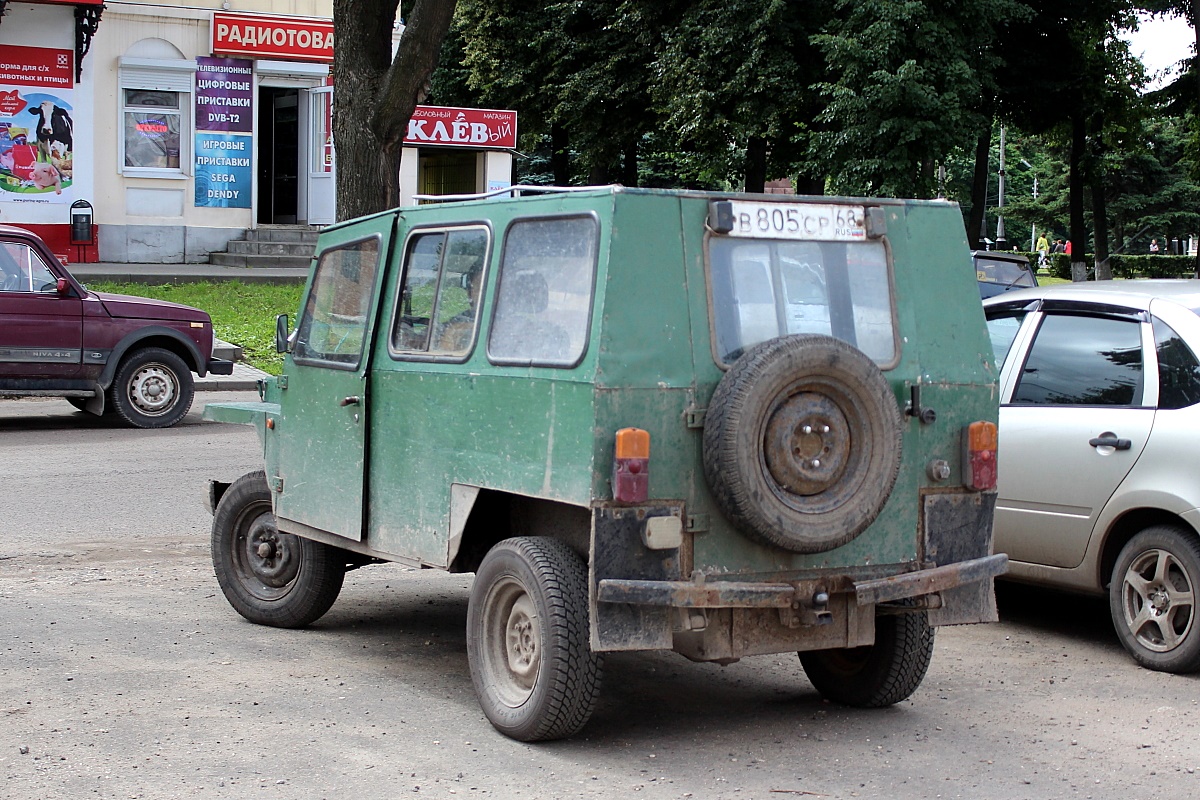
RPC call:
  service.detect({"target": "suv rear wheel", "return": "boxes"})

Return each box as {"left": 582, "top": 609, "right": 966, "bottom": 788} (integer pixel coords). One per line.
{"left": 467, "top": 537, "right": 603, "bottom": 741}
{"left": 799, "top": 604, "right": 934, "bottom": 707}
{"left": 109, "top": 347, "right": 195, "bottom": 428}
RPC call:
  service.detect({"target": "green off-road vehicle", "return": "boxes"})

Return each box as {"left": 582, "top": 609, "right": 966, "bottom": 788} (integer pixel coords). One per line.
{"left": 205, "top": 186, "right": 1006, "bottom": 741}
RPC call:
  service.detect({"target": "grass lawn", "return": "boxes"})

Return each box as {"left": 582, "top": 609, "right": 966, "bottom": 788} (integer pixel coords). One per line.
{"left": 89, "top": 281, "right": 304, "bottom": 375}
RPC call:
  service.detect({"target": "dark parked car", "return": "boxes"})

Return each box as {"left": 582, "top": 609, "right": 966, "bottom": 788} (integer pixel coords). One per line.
{"left": 974, "top": 251, "right": 1038, "bottom": 298}
{"left": 0, "top": 225, "right": 232, "bottom": 427}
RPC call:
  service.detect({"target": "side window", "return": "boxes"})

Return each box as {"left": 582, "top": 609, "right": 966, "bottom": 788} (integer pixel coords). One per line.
{"left": 0, "top": 243, "right": 58, "bottom": 293}
{"left": 489, "top": 216, "right": 598, "bottom": 367}
{"left": 1153, "top": 316, "right": 1200, "bottom": 410}
{"left": 292, "top": 238, "right": 380, "bottom": 367}
{"left": 391, "top": 227, "right": 490, "bottom": 357}
{"left": 1011, "top": 313, "right": 1144, "bottom": 406}
{"left": 984, "top": 311, "right": 1027, "bottom": 367}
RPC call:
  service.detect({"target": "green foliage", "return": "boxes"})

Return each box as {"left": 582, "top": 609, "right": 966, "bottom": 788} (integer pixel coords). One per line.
{"left": 1046, "top": 253, "right": 1196, "bottom": 279}
{"left": 813, "top": 0, "right": 1029, "bottom": 198}
{"left": 88, "top": 281, "right": 304, "bottom": 375}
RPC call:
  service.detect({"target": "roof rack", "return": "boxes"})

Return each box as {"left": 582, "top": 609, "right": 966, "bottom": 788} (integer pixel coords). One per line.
{"left": 412, "top": 184, "right": 620, "bottom": 203}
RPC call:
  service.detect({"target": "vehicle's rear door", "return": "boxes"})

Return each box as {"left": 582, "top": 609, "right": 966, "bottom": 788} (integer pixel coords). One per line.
{"left": 273, "top": 225, "right": 392, "bottom": 541}
{"left": 0, "top": 241, "right": 82, "bottom": 379}
{"left": 991, "top": 304, "right": 1153, "bottom": 568}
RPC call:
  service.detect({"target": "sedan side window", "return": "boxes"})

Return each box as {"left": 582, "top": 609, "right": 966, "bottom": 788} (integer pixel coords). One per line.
{"left": 985, "top": 312, "right": 1026, "bottom": 366}
{"left": 1153, "top": 317, "right": 1200, "bottom": 410}
{"left": 1012, "top": 313, "right": 1143, "bottom": 406}
{"left": 0, "top": 243, "right": 58, "bottom": 293}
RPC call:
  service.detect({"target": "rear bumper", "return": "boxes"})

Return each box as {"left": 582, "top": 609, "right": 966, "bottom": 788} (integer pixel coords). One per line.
{"left": 597, "top": 553, "right": 1009, "bottom": 609}
{"left": 207, "top": 358, "right": 235, "bottom": 375}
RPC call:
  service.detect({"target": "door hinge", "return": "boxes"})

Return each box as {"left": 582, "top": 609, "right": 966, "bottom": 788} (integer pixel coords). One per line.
{"left": 277, "top": 375, "right": 288, "bottom": 389}
{"left": 685, "top": 406, "right": 706, "bottom": 428}
{"left": 686, "top": 513, "right": 709, "bottom": 533}
{"left": 270, "top": 475, "right": 284, "bottom": 493}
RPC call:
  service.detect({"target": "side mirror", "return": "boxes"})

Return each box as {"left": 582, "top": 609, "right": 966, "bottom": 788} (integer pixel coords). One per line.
{"left": 275, "top": 313, "right": 290, "bottom": 354}
{"left": 56, "top": 278, "right": 71, "bottom": 295}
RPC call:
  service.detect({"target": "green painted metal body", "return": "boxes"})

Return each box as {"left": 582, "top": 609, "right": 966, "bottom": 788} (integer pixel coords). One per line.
{"left": 206, "top": 187, "right": 1001, "bottom": 653}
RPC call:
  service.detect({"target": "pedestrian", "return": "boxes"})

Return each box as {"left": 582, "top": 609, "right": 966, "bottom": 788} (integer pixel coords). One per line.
{"left": 1052, "top": 238, "right": 1065, "bottom": 254}
{"left": 1150, "top": 238, "right": 1160, "bottom": 255}
{"left": 1064, "top": 239, "right": 1073, "bottom": 256}
{"left": 1035, "top": 232, "right": 1049, "bottom": 268}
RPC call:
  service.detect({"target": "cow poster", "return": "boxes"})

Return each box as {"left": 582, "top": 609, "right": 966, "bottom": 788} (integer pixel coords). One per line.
{"left": 0, "top": 46, "right": 75, "bottom": 204}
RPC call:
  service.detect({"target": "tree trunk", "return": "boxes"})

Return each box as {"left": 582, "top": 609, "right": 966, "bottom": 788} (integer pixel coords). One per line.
{"left": 619, "top": 138, "right": 638, "bottom": 187}
{"left": 550, "top": 123, "right": 570, "bottom": 186}
{"left": 334, "top": 0, "right": 457, "bottom": 221}
{"left": 333, "top": 0, "right": 398, "bottom": 221}
{"left": 793, "top": 174, "right": 825, "bottom": 196}
{"left": 968, "top": 128, "right": 991, "bottom": 250}
{"left": 1069, "top": 113, "right": 1088, "bottom": 282}
{"left": 744, "top": 136, "right": 767, "bottom": 194}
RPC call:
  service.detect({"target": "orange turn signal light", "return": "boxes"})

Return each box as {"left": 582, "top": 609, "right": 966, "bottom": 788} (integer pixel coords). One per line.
{"left": 613, "top": 428, "right": 650, "bottom": 504}
{"left": 963, "top": 421, "right": 998, "bottom": 491}
{"left": 615, "top": 427, "right": 650, "bottom": 459}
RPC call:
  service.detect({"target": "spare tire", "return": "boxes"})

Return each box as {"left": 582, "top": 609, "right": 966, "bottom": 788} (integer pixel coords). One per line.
{"left": 703, "top": 334, "right": 903, "bottom": 553}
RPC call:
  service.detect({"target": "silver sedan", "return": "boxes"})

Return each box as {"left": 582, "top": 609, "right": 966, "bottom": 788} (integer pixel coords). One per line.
{"left": 985, "top": 280, "right": 1200, "bottom": 673}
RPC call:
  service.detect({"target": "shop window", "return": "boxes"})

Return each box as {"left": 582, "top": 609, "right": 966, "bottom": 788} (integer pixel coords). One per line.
{"left": 123, "top": 90, "right": 183, "bottom": 171}
{"left": 118, "top": 48, "right": 196, "bottom": 177}
{"left": 419, "top": 151, "right": 477, "bottom": 197}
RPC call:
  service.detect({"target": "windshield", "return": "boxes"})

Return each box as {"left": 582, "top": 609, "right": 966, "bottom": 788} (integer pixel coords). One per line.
{"left": 708, "top": 237, "right": 895, "bottom": 364}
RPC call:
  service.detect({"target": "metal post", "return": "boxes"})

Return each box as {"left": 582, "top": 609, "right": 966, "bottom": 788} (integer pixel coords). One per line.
{"left": 995, "top": 127, "right": 1007, "bottom": 250}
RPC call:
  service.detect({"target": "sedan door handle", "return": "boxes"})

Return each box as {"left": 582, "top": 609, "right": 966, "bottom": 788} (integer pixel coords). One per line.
{"left": 339, "top": 395, "right": 361, "bottom": 407}
{"left": 1089, "top": 435, "right": 1131, "bottom": 450}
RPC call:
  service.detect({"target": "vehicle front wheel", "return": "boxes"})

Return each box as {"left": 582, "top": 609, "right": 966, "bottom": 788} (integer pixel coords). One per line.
{"left": 799, "top": 605, "right": 934, "bottom": 707}
{"left": 466, "top": 537, "right": 603, "bottom": 742}
{"left": 108, "top": 347, "right": 195, "bottom": 428}
{"left": 211, "top": 470, "right": 346, "bottom": 628}
{"left": 1110, "top": 525, "right": 1200, "bottom": 673}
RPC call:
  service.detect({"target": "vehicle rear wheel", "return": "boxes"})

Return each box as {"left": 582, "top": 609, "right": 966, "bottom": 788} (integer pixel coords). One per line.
{"left": 799, "top": 605, "right": 934, "bottom": 707}
{"left": 703, "top": 334, "right": 903, "bottom": 553}
{"left": 211, "top": 470, "right": 346, "bottom": 628}
{"left": 108, "top": 347, "right": 194, "bottom": 428}
{"left": 466, "top": 537, "right": 603, "bottom": 742}
{"left": 1110, "top": 525, "right": 1200, "bottom": 673}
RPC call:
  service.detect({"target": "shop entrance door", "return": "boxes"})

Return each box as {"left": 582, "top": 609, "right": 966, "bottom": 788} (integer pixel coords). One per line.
{"left": 257, "top": 87, "right": 300, "bottom": 224}
{"left": 305, "top": 86, "right": 335, "bottom": 224}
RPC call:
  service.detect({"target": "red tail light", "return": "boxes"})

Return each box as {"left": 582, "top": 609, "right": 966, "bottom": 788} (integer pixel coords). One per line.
{"left": 963, "top": 421, "right": 998, "bottom": 491}
{"left": 613, "top": 427, "right": 649, "bottom": 504}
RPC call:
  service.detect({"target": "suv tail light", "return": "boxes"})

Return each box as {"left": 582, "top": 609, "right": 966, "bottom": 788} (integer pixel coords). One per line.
{"left": 963, "top": 421, "right": 998, "bottom": 490}
{"left": 613, "top": 427, "right": 650, "bottom": 504}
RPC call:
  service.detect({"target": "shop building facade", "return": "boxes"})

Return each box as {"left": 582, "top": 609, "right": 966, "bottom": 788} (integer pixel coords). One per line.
{"left": 0, "top": 0, "right": 514, "bottom": 264}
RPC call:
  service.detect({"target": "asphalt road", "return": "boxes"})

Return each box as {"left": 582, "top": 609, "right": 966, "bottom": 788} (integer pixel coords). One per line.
{"left": 3, "top": 393, "right": 1200, "bottom": 800}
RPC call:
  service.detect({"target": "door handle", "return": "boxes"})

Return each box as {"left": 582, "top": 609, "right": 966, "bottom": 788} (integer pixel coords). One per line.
{"left": 339, "top": 395, "right": 360, "bottom": 407}
{"left": 1089, "top": 435, "right": 1131, "bottom": 450}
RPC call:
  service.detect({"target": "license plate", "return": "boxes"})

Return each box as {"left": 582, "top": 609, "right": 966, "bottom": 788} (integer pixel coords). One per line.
{"left": 724, "top": 201, "right": 867, "bottom": 242}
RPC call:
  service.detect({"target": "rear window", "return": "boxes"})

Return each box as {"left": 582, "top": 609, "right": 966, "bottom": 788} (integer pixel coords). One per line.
{"left": 975, "top": 256, "right": 1034, "bottom": 287}
{"left": 708, "top": 238, "right": 895, "bottom": 364}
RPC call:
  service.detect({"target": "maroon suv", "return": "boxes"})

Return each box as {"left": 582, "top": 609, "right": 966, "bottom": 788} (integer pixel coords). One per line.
{"left": 0, "top": 225, "right": 233, "bottom": 428}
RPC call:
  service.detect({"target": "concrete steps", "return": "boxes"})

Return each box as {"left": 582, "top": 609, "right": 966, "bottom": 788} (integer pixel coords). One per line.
{"left": 208, "top": 225, "right": 320, "bottom": 269}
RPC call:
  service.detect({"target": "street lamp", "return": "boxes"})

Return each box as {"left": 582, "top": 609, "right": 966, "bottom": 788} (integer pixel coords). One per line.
{"left": 996, "top": 127, "right": 1007, "bottom": 250}
{"left": 1020, "top": 158, "right": 1038, "bottom": 252}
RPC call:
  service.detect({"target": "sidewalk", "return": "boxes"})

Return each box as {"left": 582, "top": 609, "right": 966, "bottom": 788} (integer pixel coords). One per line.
{"left": 66, "top": 260, "right": 295, "bottom": 391}
{"left": 69, "top": 262, "right": 308, "bottom": 285}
